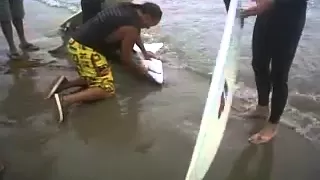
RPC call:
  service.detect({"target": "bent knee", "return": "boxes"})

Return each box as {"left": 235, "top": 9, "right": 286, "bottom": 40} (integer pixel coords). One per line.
{"left": 92, "top": 84, "right": 115, "bottom": 99}
{"left": 101, "top": 88, "right": 115, "bottom": 98}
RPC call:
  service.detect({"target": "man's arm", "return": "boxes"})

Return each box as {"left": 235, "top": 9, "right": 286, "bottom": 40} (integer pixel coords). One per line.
{"left": 120, "top": 27, "right": 147, "bottom": 75}
{"left": 136, "top": 35, "right": 147, "bottom": 55}
{"left": 136, "top": 34, "right": 158, "bottom": 60}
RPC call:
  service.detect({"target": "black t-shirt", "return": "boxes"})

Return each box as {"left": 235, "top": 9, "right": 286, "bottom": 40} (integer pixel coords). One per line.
{"left": 72, "top": 3, "right": 141, "bottom": 54}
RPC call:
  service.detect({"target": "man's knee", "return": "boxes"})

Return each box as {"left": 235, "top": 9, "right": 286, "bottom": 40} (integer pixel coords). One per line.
{"left": 0, "top": 0, "right": 12, "bottom": 22}
{"left": 89, "top": 81, "right": 115, "bottom": 99}
{"left": 102, "top": 84, "right": 115, "bottom": 98}
{"left": 10, "top": 0, "right": 24, "bottom": 20}
{"left": 0, "top": 0, "right": 24, "bottom": 22}
{"left": 95, "top": 86, "right": 115, "bottom": 99}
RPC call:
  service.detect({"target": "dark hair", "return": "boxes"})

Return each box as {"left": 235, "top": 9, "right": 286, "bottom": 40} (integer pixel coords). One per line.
{"left": 121, "top": 2, "right": 162, "bottom": 20}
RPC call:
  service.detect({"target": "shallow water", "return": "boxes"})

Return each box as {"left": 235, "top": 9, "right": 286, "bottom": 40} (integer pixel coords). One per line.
{"left": 36, "top": 0, "right": 320, "bottom": 143}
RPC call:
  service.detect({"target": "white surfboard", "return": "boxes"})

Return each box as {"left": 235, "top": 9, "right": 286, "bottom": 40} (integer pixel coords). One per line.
{"left": 60, "top": 10, "right": 82, "bottom": 30}
{"left": 184, "top": 0, "right": 243, "bottom": 179}
{"left": 133, "top": 43, "right": 164, "bottom": 85}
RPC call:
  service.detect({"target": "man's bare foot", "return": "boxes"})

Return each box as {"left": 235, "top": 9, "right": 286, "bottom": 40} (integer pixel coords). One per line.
{"left": 48, "top": 45, "right": 67, "bottom": 55}
{"left": 19, "top": 43, "right": 39, "bottom": 52}
{"left": 249, "top": 122, "right": 278, "bottom": 144}
{"left": 7, "top": 51, "right": 23, "bottom": 60}
{"left": 53, "top": 93, "right": 69, "bottom": 123}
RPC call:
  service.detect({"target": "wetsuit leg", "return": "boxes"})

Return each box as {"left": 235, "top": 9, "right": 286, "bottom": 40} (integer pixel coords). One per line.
{"left": 268, "top": 3, "right": 307, "bottom": 124}
{"left": 223, "top": 0, "right": 231, "bottom": 11}
{"left": 251, "top": 13, "right": 272, "bottom": 107}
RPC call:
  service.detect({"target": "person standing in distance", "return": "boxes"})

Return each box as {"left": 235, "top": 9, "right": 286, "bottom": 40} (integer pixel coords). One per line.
{"left": 48, "top": 0, "right": 104, "bottom": 54}
{"left": 0, "top": 0, "right": 39, "bottom": 60}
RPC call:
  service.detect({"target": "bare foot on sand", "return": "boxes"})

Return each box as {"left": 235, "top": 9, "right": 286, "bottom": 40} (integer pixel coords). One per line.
{"left": 249, "top": 122, "right": 278, "bottom": 144}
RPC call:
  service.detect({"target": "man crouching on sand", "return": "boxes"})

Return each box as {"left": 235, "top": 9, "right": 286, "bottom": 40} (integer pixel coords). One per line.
{"left": 44, "top": 2, "right": 163, "bottom": 123}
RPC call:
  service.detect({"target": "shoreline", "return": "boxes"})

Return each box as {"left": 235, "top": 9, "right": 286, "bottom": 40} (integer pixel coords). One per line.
{"left": 0, "top": 0, "right": 319, "bottom": 179}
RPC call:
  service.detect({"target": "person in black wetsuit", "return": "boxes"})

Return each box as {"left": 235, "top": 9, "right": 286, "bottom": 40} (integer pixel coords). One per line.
{"left": 223, "top": 0, "right": 231, "bottom": 11}
{"left": 237, "top": 0, "right": 307, "bottom": 144}
{"left": 48, "top": 0, "right": 104, "bottom": 54}
{"left": 81, "top": 0, "right": 104, "bottom": 22}
{"left": 45, "top": 2, "right": 162, "bottom": 122}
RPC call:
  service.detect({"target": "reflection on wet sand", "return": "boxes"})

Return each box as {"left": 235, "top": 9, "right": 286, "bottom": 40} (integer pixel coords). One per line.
{"left": 41, "top": 78, "right": 163, "bottom": 180}
{"left": 225, "top": 114, "right": 274, "bottom": 180}
{"left": 225, "top": 143, "right": 273, "bottom": 180}
{"left": 0, "top": 55, "right": 163, "bottom": 179}
{"left": 0, "top": 60, "right": 50, "bottom": 125}
{"left": 70, "top": 83, "right": 162, "bottom": 152}
{"left": 0, "top": 60, "right": 56, "bottom": 180}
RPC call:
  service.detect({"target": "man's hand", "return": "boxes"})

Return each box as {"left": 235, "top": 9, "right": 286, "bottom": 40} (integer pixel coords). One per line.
{"left": 241, "top": 0, "right": 274, "bottom": 18}
{"left": 137, "top": 63, "right": 149, "bottom": 76}
{"left": 142, "top": 51, "right": 157, "bottom": 60}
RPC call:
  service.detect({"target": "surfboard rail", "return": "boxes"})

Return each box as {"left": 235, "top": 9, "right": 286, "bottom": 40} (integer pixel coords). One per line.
{"left": 184, "top": 0, "right": 244, "bottom": 179}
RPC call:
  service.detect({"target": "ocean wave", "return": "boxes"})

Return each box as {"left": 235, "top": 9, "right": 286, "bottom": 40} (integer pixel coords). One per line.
{"left": 34, "top": 0, "right": 80, "bottom": 12}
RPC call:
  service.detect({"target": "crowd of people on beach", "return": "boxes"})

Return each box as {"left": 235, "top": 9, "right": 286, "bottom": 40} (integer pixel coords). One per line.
{"left": 0, "top": 0, "right": 307, "bottom": 175}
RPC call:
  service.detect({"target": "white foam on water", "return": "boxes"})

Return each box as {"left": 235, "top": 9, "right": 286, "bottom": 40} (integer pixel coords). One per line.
{"left": 35, "top": 0, "right": 79, "bottom": 12}
{"left": 232, "top": 82, "right": 320, "bottom": 144}
{"left": 169, "top": 75, "right": 320, "bottom": 147}
{"left": 291, "top": 91, "right": 320, "bottom": 102}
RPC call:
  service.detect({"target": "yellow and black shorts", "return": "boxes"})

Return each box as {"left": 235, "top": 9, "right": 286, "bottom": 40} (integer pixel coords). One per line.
{"left": 67, "top": 38, "right": 115, "bottom": 95}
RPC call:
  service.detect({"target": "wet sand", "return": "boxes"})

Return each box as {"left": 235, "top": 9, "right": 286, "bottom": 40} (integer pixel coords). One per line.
{"left": 0, "top": 0, "right": 319, "bottom": 180}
